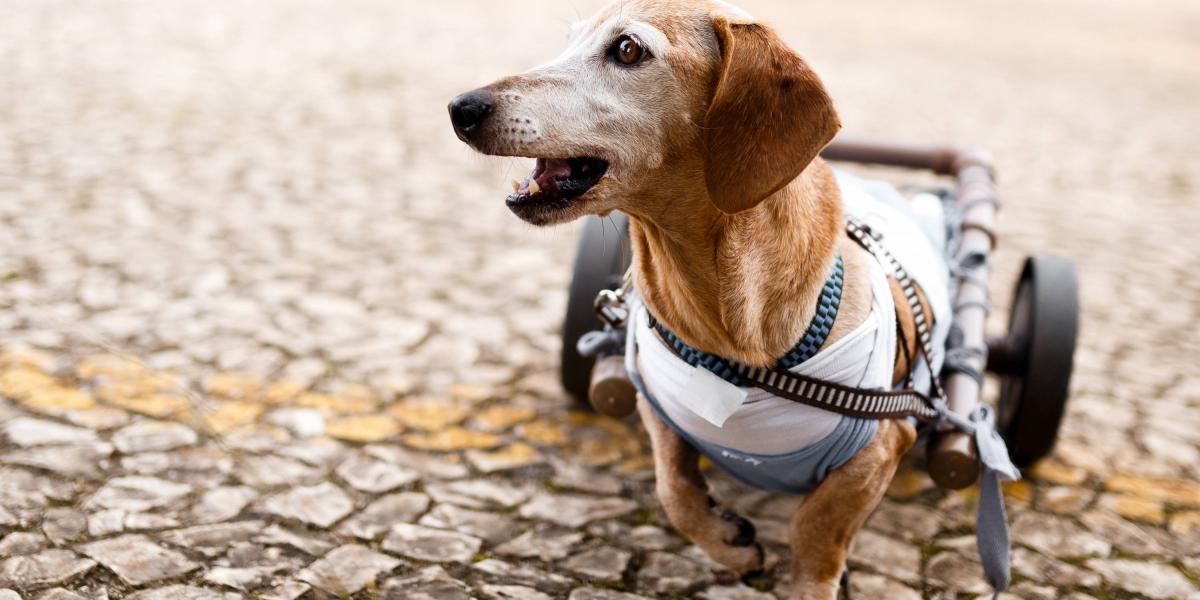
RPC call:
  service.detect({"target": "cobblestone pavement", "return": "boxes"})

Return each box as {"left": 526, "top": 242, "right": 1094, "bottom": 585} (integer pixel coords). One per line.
{"left": 1, "top": 0, "right": 1198, "bottom": 598}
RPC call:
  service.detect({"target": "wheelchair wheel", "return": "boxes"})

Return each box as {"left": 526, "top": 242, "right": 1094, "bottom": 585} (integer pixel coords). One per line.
{"left": 989, "top": 254, "right": 1079, "bottom": 467}
{"left": 561, "top": 213, "right": 632, "bottom": 403}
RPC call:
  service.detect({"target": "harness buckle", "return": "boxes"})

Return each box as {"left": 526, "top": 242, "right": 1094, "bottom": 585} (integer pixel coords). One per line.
{"left": 594, "top": 288, "right": 629, "bottom": 328}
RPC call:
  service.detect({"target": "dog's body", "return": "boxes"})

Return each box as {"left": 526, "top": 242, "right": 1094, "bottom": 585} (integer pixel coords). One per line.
{"left": 449, "top": 2, "right": 947, "bottom": 597}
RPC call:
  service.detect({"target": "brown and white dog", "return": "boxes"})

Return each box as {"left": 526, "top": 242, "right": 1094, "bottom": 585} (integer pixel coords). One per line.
{"left": 449, "top": 1, "right": 927, "bottom": 598}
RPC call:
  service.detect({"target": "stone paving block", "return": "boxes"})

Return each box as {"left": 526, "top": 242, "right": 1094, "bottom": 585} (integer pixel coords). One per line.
{"left": 466, "top": 442, "right": 545, "bottom": 473}
{"left": 235, "top": 454, "right": 326, "bottom": 488}
{"left": 698, "top": 584, "right": 777, "bottom": 600}
{"left": 191, "top": 486, "right": 259, "bottom": 524}
{"left": 382, "top": 523, "right": 482, "bottom": 564}
{"left": 264, "top": 408, "right": 326, "bottom": 438}
{"left": 518, "top": 493, "right": 638, "bottom": 528}
{"left": 78, "top": 535, "right": 198, "bottom": 586}
{"left": 338, "top": 492, "right": 431, "bottom": 540}
{"left": 471, "top": 558, "right": 573, "bottom": 590}
{"left": 37, "top": 589, "right": 90, "bottom": 600}
{"left": 334, "top": 451, "right": 418, "bottom": 493}
{"left": 848, "top": 529, "right": 921, "bottom": 584}
{"left": 0, "top": 549, "right": 96, "bottom": 590}
{"left": 1079, "top": 510, "right": 1168, "bottom": 556}
{"left": 111, "top": 421, "right": 198, "bottom": 453}
{"left": 380, "top": 566, "right": 472, "bottom": 600}
{"left": 297, "top": 544, "right": 401, "bottom": 596}
{"left": 158, "top": 520, "right": 265, "bottom": 558}
{"left": 568, "top": 589, "right": 651, "bottom": 600}
{"left": 1010, "top": 513, "right": 1111, "bottom": 558}
{"left": 403, "top": 426, "right": 502, "bottom": 451}
{"left": 495, "top": 527, "right": 585, "bottom": 561}
{"left": 258, "top": 580, "right": 310, "bottom": 600}
{"left": 203, "top": 566, "right": 275, "bottom": 592}
{"left": 2, "top": 418, "right": 98, "bottom": 447}
{"left": 86, "top": 476, "right": 192, "bottom": 512}
{"left": 550, "top": 459, "right": 623, "bottom": 495}
{"left": 364, "top": 445, "right": 471, "bottom": 480}
{"left": 274, "top": 438, "right": 348, "bottom": 468}
{"left": 418, "top": 503, "right": 516, "bottom": 543}
{"left": 124, "top": 585, "right": 239, "bottom": 600}
{"left": 479, "top": 584, "right": 554, "bottom": 600}
{"left": 87, "top": 510, "right": 178, "bottom": 536}
{"left": 425, "top": 479, "right": 533, "bottom": 509}
{"left": 325, "top": 415, "right": 401, "bottom": 443}
{"left": 120, "top": 447, "right": 233, "bottom": 477}
{"left": 1, "top": 445, "right": 112, "bottom": 480}
{"left": 1085, "top": 558, "right": 1198, "bottom": 599}
{"left": 260, "top": 482, "right": 353, "bottom": 528}
{"left": 637, "top": 551, "right": 712, "bottom": 595}
{"left": 865, "top": 500, "right": 943, "bottom": 541}
{"left": 0, "top": 532, "right": 46, "bottom": 558}
{"left": 561, "top": 546, "right": 631, "bottom": 582}
{"left": 846, "top": 574, "right": 922, "bottom": 600}
{"left": 40, "top": 508, "right": 87, "bottom": 545}
{"left": 254, "top": 524, "right": 336, "bottom": 557}
{"left": 1011, "top": 548, "right": 1102, "bottom": 589}
{"left": 925, "top": 552, "right": 991, "bottom": 595}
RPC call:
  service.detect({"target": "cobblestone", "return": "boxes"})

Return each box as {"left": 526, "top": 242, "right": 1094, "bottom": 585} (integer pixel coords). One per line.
{"left": 296, "top": 544, "right": 402, "bottom": 596}
{"left": 380, "top": 566, "right": 472, "bottom": 600}
{"left": 259, "top": 482, "right": 353, "bottom": 528}
{"left": 339, "top": 492, "right": 431, "bottom": 540}
{"left": 0, "top": 550, "right": 95, "bottom": 591}
{"left": 382, "top": 523, "right": 483, "bottom": 564}
{"left": 0, "top": 0, "right": 1196, "bottom": 598}
{"left": 78, "top": 535, "right": 198, "bottom": 586}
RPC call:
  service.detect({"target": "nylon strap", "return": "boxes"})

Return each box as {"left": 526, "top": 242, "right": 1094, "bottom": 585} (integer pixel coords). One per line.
{"left": 844, "top": 217, "right": 948, "bottom": 404}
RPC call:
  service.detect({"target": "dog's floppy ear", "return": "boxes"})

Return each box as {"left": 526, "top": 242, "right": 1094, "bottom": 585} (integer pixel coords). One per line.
{"left": 703, "top": 18, "right": 840, "bottom": 214}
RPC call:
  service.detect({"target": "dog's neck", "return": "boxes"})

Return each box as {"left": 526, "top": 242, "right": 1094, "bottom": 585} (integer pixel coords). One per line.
{"left": 627, "top": 159, "right": 843, "bottom": 367}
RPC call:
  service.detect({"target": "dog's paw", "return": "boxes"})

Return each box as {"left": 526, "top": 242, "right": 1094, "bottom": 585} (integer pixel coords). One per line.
{"left": 708, "top": 537, "right": 764, "bottom": 576}
{"left": 717, "top": 508, "right": 757, "bottom": 547}
{"left": 739, "top": 543, "right": 767, "bottom": 581}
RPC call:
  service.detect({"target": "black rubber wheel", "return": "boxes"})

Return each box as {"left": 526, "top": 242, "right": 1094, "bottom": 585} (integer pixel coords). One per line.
{"left": 993, "top": 254, "right": 1080, "bottom": 467}
{"left": 561, "top": 213, "right": 632, "bottom": 403}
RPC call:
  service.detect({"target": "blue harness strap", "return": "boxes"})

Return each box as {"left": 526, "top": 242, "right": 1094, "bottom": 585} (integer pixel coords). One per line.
{"left": 652, "top": 253, "right": 844, "bottom": 385}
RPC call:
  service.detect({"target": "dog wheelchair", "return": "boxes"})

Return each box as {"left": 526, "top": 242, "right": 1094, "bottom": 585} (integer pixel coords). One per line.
{"left": 559, "top": 136, "right": 1080, "bottom": 490}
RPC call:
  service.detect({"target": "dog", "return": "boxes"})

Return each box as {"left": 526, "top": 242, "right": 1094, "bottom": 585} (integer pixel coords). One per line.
{"left": 448, "top": 1, "right": 954, "bottom": 598}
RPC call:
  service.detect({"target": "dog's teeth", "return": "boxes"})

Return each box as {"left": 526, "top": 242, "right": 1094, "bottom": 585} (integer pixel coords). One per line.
{"left": 511, "top": 179, "right": 520, "bottom": 193}
{"left": 529, "top": 179, "right": 540, "bottom": 195}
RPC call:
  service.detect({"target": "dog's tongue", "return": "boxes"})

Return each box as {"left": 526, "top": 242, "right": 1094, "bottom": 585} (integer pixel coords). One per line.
{"left": 517, "top": 158, "right": 572, "bottom": 195}
{"left": 539, "top": 158, "right": 572, "bottom": 182}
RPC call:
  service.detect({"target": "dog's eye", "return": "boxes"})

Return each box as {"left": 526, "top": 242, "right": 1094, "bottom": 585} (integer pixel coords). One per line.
{"left": 610, "top": 34, "right": 647, "bottom": 66}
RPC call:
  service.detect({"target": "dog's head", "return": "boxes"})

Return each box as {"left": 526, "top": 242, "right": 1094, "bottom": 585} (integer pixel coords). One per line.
{"left": 449, "top": 0, "right": 839, "bottom": 225}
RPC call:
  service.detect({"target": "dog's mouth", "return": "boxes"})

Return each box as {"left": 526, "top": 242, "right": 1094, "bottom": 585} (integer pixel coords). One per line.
{"left": 505, "top": 157, "right": 609, "bottom": 215}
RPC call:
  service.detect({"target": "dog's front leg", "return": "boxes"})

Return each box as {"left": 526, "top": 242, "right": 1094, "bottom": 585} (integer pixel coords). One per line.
{"left": 637, "top": 397, "right": 765, "bottom": 576}
{"left": 787, "top": 419, "right": 917, "bottom": 600}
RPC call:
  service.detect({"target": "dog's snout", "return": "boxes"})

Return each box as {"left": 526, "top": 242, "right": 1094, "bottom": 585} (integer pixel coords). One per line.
{"left": 448, "top": 90, "right": 494, "bottom": 138}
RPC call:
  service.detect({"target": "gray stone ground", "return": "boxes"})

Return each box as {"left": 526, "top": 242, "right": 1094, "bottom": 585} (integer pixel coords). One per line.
{"left": 1, "top": 0, "right": 1198, "bottom": 598}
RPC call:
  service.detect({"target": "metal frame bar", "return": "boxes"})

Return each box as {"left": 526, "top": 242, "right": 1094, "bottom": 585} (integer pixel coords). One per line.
{"left": 821, "top": 135, "right": 998, "bottom": 489}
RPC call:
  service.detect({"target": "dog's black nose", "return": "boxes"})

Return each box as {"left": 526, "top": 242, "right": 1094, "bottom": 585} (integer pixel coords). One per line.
{"left": 448, "top": 90, "right": 493, "bottom": 137}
